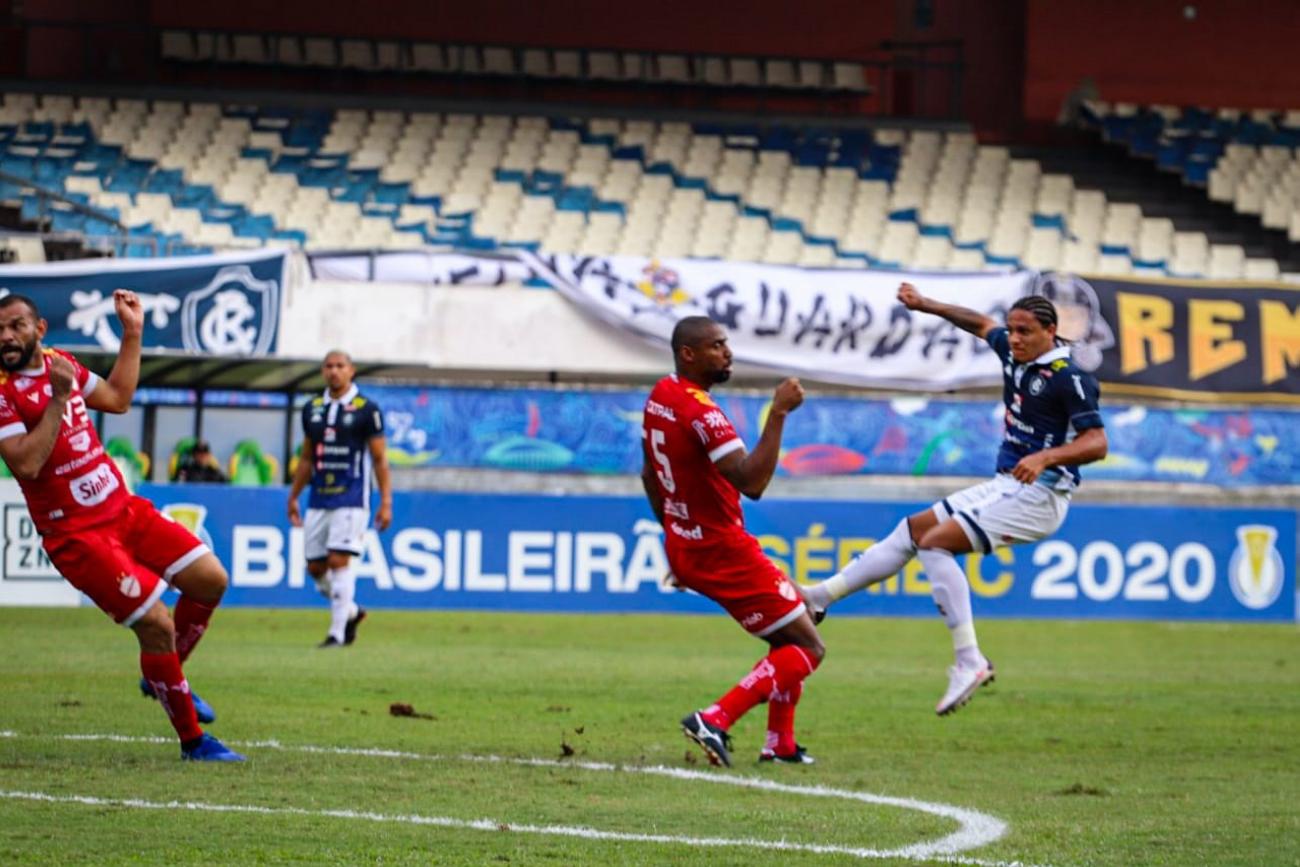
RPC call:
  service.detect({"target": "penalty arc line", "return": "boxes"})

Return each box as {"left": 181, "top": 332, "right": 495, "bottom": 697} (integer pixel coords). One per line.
{"left": 0, "top": 731, "right": 1047, "bottom": 867}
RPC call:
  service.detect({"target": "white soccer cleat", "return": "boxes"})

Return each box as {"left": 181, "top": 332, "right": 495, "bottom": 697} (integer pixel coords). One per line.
{"left": 935, "top": 658, "right": 995, "bottom": 716}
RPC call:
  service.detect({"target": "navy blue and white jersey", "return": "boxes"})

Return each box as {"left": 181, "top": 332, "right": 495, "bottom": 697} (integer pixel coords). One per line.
{"left": 301, "top": 385, "right": 384, "bottom": 509}
{"left": 987, "top": 326, "right": 1103, "bottom": 490}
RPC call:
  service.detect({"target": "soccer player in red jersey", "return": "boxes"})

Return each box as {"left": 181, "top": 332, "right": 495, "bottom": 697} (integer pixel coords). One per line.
{"left": 0, "top": 291, "right": 242, "bottom": 761}
{"left": 642, "top": 316, "right": 825, "bottom": 766}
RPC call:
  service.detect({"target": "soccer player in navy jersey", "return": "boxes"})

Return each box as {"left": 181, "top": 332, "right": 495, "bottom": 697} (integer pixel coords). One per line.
{"left": 288, "top": 350, "right": 392, "bottom": 648}
{"left": 803, "top": 284, "right": 1107, "bottom": 716}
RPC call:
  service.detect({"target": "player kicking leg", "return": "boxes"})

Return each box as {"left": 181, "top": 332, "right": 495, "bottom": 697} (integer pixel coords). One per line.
{"left": 803, "top": 284, "right": 1107, "bottom": 716}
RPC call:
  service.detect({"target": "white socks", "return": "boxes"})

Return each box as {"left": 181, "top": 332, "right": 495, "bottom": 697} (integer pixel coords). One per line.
{"left": 806, "top": 518, "right": 917, "bottom": 610}
{"left": 917, "top": 547, "right": 984, "bottom": 669}
{"left": 326, "top": 565, "right": 358, "bottom": 643}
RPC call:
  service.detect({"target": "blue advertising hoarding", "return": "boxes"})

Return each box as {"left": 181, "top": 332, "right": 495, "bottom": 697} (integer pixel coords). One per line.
{"left": 139, "top": 484, "right": 1296, "bottom": 623}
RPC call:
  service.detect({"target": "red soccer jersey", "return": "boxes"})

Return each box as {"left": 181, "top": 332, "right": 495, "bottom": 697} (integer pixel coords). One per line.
{"left": 0, "top": 348, "right": 128, "bottom": 535}
{"left": 642, "top": 374, "right": 747, "bottom": 548}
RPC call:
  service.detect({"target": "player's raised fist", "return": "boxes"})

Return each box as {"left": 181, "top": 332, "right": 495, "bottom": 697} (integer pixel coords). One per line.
{"left": 897, "top": 282, "right": 927, "bottom": 311}
{"left": 772, "top": 377, "right": 804, "bottom": 414}
{"left": 47, "top": 352, "right": 76, "bottom": 397}
{"left": 113, "top": 289, "right": 144, "bottom": 337}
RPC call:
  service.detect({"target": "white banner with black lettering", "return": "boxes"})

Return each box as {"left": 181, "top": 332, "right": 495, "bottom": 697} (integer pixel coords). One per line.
{"left": 523, "top": 253, "right": 1036, "bottom": 390}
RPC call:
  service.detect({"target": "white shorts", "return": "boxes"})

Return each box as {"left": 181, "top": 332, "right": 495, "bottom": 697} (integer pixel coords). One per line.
{"left": 304, "top": 507, "right": 369, "bottom": 560}
{"left": 932, "top": 475, "right": 1069, "bottom": 553}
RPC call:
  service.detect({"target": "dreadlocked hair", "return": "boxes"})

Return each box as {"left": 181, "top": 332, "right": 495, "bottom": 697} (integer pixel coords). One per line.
{"left": 1011, "top": 295, "right": 1068, "bottom": 345}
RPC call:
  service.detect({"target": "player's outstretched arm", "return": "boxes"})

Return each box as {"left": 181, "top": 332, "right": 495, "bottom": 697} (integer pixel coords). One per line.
{"left": 85, "top": 290, "right": 143, "bottom": 413}
{"left": 0, "top": 354, "right": 74, "bottom": 479}
{"left": 897, "top": 282, "right": 996, "bottom": 339}
{"left": 718, "top": 377, "right": 804, "bottom": 500}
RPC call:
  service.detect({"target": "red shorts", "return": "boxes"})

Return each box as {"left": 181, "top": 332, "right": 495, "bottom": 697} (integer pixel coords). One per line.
{"left": 667, "top": 533, "right": 806, "bottom": 636}
{"left": 42, "top": 495, "right": 209, "bottom": 627}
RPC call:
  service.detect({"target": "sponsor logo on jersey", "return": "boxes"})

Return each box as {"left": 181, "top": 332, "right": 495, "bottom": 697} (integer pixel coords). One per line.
{"left": 69, "top": 463, "right": 120, "bottom": 508}
{"left": 663, "top": 498, "right": 690, "bottom": 520}
{"left": 702, "top": 409, "right": 729, "bottom": 429}
{"left": 645, "top": 400, "right": 676, "bottom": 422}
{"left": 67, "top": 430, "right": 91, "bottom": 453}
{"left": 669, "top": 521, "right": 704, "bottom": 541}
{"left": 1228, "top": 524, "right": 1285, "bottom": 610}
{"left": 684, "top": 387, "right": 717, "bottom": 408}
{"left": 14, "top": 377, "right": 32, "bottom": 391}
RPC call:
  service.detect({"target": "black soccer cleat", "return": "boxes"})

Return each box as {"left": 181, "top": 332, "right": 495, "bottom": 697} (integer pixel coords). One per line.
{"left": 344, "top": 608, "right": 367, "bottom": 645}
{"left": 681, "top": 711, "right": 733, "bottom": 768}
{"left": 317, "top": 636, "right": 343, "bottom": 649}
{"left": 759, "top": 744, "right": 816, "bottom": 765}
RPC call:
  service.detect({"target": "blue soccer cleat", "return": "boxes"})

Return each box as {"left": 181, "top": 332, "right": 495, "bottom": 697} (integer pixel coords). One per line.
{"left": 140, "top": 677, "right": 217, "bottom": 724}
{"left": 181, "top": 733, "right": 245, "bottom": 762}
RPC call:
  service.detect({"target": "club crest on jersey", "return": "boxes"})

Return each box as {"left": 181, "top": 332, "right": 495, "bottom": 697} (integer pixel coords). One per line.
{"left": 118, "top": 574, "right": 142, "bottom": 599}
{"left": 1228, "top": 524, "right": 1285, "bottom": 610}
{"left": 1028, "top": 376, "right": 1046, "bottom": 396}
{"left": 14, "top": 376, "right": 32, "bottom": 391}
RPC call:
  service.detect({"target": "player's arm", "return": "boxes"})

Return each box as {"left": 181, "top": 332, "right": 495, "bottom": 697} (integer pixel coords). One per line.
{"left": 83, "top": 290, "right": 143, "bottom": 414}
{"left": 369, "top": 434, "right": 392, "bottom": 531}
{"left": 639, "top": 440, "right": 666, "bottom": 524}
{"left": 0, "top": 354, "right": 74, "bottom": 480}
{"left": 716, "top": 377, "right": 804, "bottom": 500}
{"left": 287, "top": 434, "right": 314, "bottom": 527}
{"left": 1010, "top": 428, "right": 1108, "bottom": 484}
{"left": 896, "top": 282, "right": 996, "bottom": 339}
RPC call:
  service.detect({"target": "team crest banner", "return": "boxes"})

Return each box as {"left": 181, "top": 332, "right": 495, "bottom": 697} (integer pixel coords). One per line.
{"left": 0, "top": 249, "right": 286, "bottom": 356}
{"left": 523, "top": 253, "right": 1036, "bottom": 390}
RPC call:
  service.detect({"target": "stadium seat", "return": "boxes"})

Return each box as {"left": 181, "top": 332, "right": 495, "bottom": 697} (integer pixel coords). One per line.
{"left": 105, "top": 436, "right": 150, "bottom": 490}
{"left": 228, "top": 440, "right": 280, "bottom": 486}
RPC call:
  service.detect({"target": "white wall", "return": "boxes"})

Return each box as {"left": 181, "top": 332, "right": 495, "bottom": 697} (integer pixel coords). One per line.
{"left": 279, "top": 281, "right": 668, "bottom": 378}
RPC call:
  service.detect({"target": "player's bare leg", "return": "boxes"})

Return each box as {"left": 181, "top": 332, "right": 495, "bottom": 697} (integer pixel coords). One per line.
{"left": 801, "top": 508, "right": 937, "bottom": 619}
{"left": 916, "top": 519, "right": 995, "bottom": 716}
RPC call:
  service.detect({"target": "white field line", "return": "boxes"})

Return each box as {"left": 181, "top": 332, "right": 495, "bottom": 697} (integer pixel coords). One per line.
{"left": 0, "top": 730, "right": 1046, "bottom": 867}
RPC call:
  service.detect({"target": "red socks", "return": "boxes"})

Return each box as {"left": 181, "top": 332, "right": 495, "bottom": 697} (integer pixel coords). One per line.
{"left": 173, "top": 597, "right": 216, "bottom": 664}
{"left": 140, "top": 651, "right": 203, "bottom": 743}
{"left": 766, "top": 682, "right": 802, "bottom": 756}
{"left": 702, "top": 644, "right": 820, "bottom": 731}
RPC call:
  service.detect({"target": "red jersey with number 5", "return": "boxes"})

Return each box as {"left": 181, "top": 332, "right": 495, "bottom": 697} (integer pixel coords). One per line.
{"left": 0, "top": 348, "right": 128, "bottom": 535}
{"left": 642, "top": 374, "right": 747, "bottom": 548}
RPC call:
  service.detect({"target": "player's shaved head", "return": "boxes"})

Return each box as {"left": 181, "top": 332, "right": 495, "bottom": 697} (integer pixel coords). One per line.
{"left": 323, "top": 349, "right": 353, "bottom": 365}
{"left": 0, "top": 294, "right": 41, "bottom": 322}
{"left": 671, "top": 316, "right": 719, "bottom": 356}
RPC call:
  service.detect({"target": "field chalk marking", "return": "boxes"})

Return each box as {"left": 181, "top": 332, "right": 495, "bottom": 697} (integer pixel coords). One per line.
{"left": 0, "top": 730, "right": 1044, "bottom": 866}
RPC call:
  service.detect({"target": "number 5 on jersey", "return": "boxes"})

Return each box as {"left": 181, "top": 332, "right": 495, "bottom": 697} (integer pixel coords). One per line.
{"left": 650, "top": 429, "right": 676, "bottom": 493}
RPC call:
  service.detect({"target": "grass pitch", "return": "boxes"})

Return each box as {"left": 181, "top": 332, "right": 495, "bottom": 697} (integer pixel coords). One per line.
{"left": 0, "top": 606, "right": 1297, "bottom": 866}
